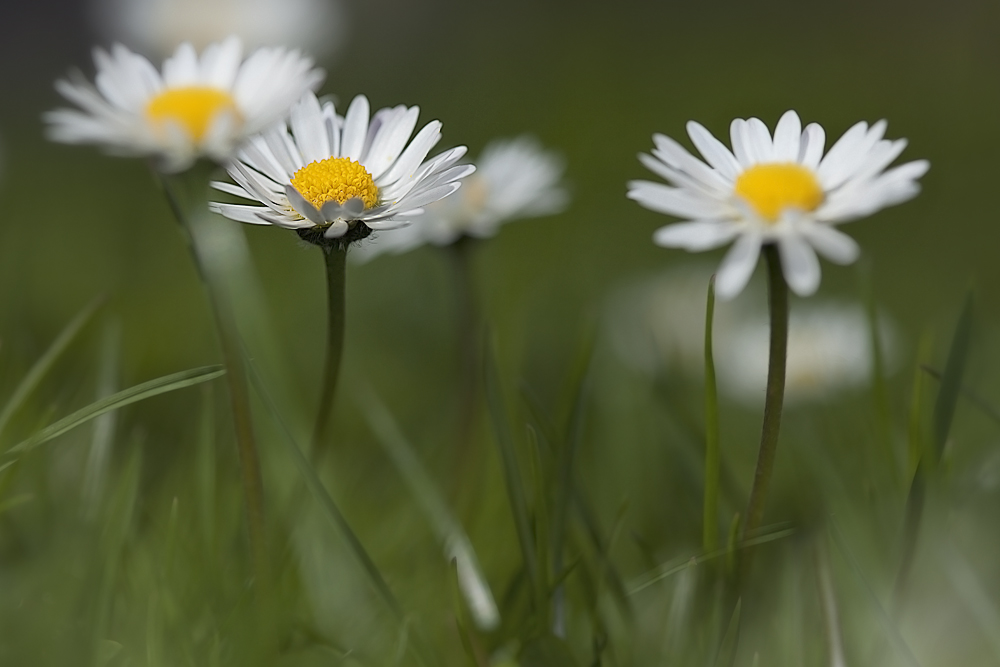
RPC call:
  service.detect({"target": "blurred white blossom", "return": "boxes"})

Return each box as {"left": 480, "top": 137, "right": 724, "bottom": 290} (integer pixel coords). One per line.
{"left": 90, "top": 0, "right": 346, "bottom": 61}
{"left": 354, "top": 135, "right": 568, "bottom": 260}
{"left": 608, "top": 265, "right": 897, "bottom": 404}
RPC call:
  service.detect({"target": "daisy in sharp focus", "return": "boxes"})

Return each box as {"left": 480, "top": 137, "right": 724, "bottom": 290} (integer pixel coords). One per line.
{"left": 209, "top": 90, "right": 475, "bottom": 246}
{"left": 45, "top": 36, "right": 323, "bottom": 172}
{"left": 353, "top": 135, "right": 568, "bottom": 260}
{"left": 628, "top": 111, "right": 929, "bottom": 299}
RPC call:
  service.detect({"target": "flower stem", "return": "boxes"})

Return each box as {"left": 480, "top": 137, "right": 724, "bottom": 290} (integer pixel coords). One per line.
{"left": 741, "top": 245, "right": 789, "bottom": 551}
{"left": 447, "top": 237, "right": 481, "bottom": 502}
{"left": 157, "top": 164, "right": 271, "bottom": 592}
{"left": 703, "top": 275, "right": 721, "bottom": 557}
{"left": 311, "top": 245, "right": 348, "bottom": 454}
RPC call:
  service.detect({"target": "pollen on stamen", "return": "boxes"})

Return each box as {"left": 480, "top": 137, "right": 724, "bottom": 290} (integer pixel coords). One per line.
{"left": 145, "top": 87, "right": 241, "bottom": 141}
{"left": 290, "top": 157, "right": 379, "bottom": 211}
{"left": 734, "top": 163, "right": 824, "bottom": 222}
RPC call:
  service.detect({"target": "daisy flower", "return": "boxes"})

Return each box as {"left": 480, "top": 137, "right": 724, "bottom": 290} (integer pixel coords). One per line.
{"left": 209, "top": 91, "right": 474, "bottom": 246}
{"left": 354, "top": 135, "right": 568, "bottom": 259}
{"left": 628, "top": 111, "right": 929, "bottom": 299}
{"left": 45, "top": 36, "right": 323, "bottom": 172}
{"left": 90, "top": 0, "right": 345, "bottom": 61}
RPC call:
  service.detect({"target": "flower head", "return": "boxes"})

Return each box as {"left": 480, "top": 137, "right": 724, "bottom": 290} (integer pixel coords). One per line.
{"left": 209, "top": 91, "right": 474, "bottom": 247}
{"left": 628, "top": 111, "right": 929, "bottom": 299}
{"left": 354, "top": 136, "right": 568, "bottom": 259}
{"left": 45, "top": 37, "right": 324, "bottom": 172}
{"left": 90, "top": 0, "right": 345, "bottom": 61}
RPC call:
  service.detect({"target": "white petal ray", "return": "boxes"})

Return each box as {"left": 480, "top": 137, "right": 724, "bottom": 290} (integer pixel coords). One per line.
{"left": 772, "top": 111, "right": 802, "bottom": 162}
{"left": 341, "top": 95, "right": 370, "bottom": 161}
{"left": 627, "top": 181, "right": 731, "bottom": 219}
{"left": 686, "top": 122, "right": 742, "bottom": 181}
{"left": 715, "top": 232, "right": 762, "bottom": 300}
{"left": 778, "top": 236, "right": 822, "bottom": 296}
{"left": 798, "top": 123, "right": 825, "bottom": 169}
{"left": 801, "top": 224, "right": 861, "bottom": 265}
{"left": 652, "top": 220, "right": 741, "bottom": 251}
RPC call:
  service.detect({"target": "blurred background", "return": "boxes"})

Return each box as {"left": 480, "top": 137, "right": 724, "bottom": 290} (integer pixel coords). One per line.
{"left": 1, "top": 0, "right": 1000, "bottom": 665}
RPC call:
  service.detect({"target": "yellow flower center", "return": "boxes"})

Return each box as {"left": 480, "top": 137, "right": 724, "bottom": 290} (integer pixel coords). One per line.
{"left": 145, "top": 87, "right": 240, "bottom": 141}
{"left": 290, "top": 157, "right": 379, "bottom": 210}
{"left": 733, "top": 163, "right": 824, "bottom": 223}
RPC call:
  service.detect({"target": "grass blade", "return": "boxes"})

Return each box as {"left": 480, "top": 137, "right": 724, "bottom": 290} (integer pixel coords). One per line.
{"left": 931, "top": 291, "right": 974, "bottom": 463}
{"left": 484, "top": 334, "right": 543, "bottom": 613}
{"left": 6, "top": 366, "right": 225, "bottom": 456}
{"left": 359, "top": 386, "right": 500, "bottom": 631}
{"left": 703, "top": 275, "right": 721, "bottom": 556}
{"left": 244, "top": 358, "right": 432, "bottom": 666}
{"left": 0, "top": 297, "right": 103, "bottom": 441}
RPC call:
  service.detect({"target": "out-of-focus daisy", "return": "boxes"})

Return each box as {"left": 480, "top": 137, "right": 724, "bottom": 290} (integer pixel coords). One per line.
{"left": 717, "top": 302, "right": 895, "bottom": 405}
{"left": 628, "top": 111, "right": 928, "bottom": 299}
{"left": 209, "top": 91, "right": 474, "bottom": 245}
{"left": 607, "top": 265, "right": 896, "bottom": 404}
{"left": 89, "top": 0, "right": 345, "bottom": 61}
{"left": 45, "top": 37, "right": 323, "bottom": 172}
{"left": 354, "top": 136, "right": 568, "bottom": 259}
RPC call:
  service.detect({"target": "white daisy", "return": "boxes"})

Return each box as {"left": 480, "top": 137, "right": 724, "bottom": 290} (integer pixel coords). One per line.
{"left": 89, "top": 0, "right": 345, "bottom": 61}
{"left": 45, "top": 36, "right": 324, "bottom": 172}
{"left": 209, "top": 91, "right": 475, "bottom": 246}
{"left": 354, "top": 135, "right": 568, "bottom": 259}
{"left": 627, "top": 111, "right": 929, "bottom": 299}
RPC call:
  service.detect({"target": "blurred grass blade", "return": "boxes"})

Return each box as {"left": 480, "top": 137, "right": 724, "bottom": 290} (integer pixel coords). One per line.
{"left": 360, "top": 386, "right": 500, "bottom": 631}
{"left": 939, "top": 543, "right": 1000, "bottom": 656}
{"left": 931, "top": 291, "right": 974, "bottom": 463}
{"left": 0, "top": 297, "right": 102, "bottom": 441}
{"left": 6, "top": 366, "right": 225, "bottom": 456}
{"left": 907, "top": 334, "right": 933, "bottom": 481}
{"left": 921, "top": 364, "right": 1000, "bottom": 427}
{"left": 551, "top": 331, "right": 595, "bottom": 638}
{"left": 815, "top": 538, "right": 847, "bottom": 667}
{"left": 197, "top": 385, "right": 217, "bottom": 552}
{"left": 859, "top": 259, "right": 895, "bottom": 487}
{"left": 484, "top": 334, "right": 543, "bottom": 610}
{"left": 703, "top": 275, "right": 721, "bottom": 555}
{"left": 713, "top": 598, "right": 741, "bottom": 667}
{"left": 829, "top": 519, "right": 922, "bottom": 667}
{"left": 244, "top": 358, "right": 432, "bottom": 666}
{"left": 82, "top": 320, "right": 121, "bottom": 519}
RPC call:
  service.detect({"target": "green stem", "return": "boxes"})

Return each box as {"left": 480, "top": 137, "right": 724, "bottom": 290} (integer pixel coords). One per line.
{"left": 703, "top": 275, "right": 720, "bottom": 556}
{"left": 741, "top": 245, "right": 789, "bottom": 549}
{"left": 447, "top": 237, "right": 481, "bottom": 501}
{"left": 311, "top": 245, "right": 348, "bottom": 454}
{"left": 157, "top": 164, "right": 270, "bottom": 593}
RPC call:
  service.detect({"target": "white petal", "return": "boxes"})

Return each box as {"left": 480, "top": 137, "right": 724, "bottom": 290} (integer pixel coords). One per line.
{"left": 687, "top": 122, "right": 741, "bottom": 180}
{"left": 651, "top": 133, "right": 731, "bottom": 192}
{"left": 771, "top": 111, "right": 802, "bottom": 162}
{"left": 652, "top": 220, "right": 741, "bottom": 251}
{"left": 364, "top": 106, "right": 420, "bottom": 179}
{"left": 730, "top": 119, "right": 753, "bottom": 166}
{"left": 208, "top": 202, "right": 273, "bottom": 224}
{"left": 284, "top": 184, "right": 324, "bottom": 224}
{"left": 801, "top": 224, "right": 860, "bottom": 265}
{"left": 627, "top": 181, "right": 730, "bottom": 219}
{"left": 778, "top": 236, "right": 822, "bottom": 296}
{"left": 715, "top": 232, "right": 762, "bottom": 300}
{"left": 798, "top": 123, "right": 825, "bottom": 170}
{"left": 745, "top": 118, "right": 775, "bottom": 163}
{"left": 340, "top": 95, "right": 370, "bottom": 161}
{"left": 290, "top": 92, "right": 330, "bottom": 164}
{"left": 324, "top": 220, "right": 349, "bottom": 238}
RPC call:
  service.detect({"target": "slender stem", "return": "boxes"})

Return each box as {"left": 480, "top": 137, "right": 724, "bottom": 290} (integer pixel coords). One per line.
{"left": 448, "top": 237, "right": 481, "bottom": 502}
{"left": 311, "top": 245, "right": 348, "bottom": 454}
{"left": 703, "top": 275, "right": 720, "bottom": 556}
{"left": 157, "top": 164, "right": 271, "bottom": 592}
{"left": 741, "top": 245, "right": 789, "bottom": 547}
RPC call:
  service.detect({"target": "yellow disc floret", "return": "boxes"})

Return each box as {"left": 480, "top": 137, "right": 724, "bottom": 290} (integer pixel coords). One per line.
{"left": 145, "top": 87, "right": 241, "bottom": 141}
{"left": 290, "top": 157, "right": 379, "bottom": 211}
{"left": 734, "top": 163, "right": 824, "bottom": 223}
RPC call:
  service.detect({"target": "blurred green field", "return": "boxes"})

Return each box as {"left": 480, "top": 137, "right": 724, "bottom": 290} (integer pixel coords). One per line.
{"left": 1, "top": 0, "right": 1000, "bottom": 664}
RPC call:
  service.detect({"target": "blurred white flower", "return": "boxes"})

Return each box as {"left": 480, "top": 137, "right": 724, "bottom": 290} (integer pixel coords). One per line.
{"left": 45, "top": 37, "right": 323, "bottom": 172}
{"left": 210, "top": 91, "right": 474, "bottom": 244}
{"left": 89, "top": 0, "right": 346, "bottom": 61}
{"left": 607, "top": 265, "right": 896, "bottom": 404}
{"left": 628, "top": 111, "right": 928, "bottom": 299}
{"left": 353, "top": 135, "right": 568, "bottom": 260}
{"left": 716, "top": 302, "right": 894, "bottom": 404}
